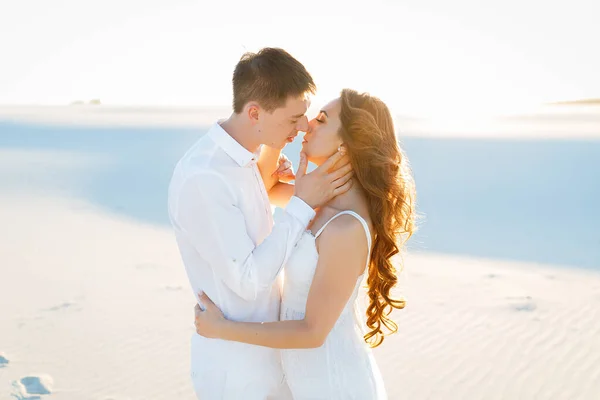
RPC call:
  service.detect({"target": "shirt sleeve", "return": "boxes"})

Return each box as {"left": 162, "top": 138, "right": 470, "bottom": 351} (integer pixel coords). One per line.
{"left": 171, "top": 171, "right": 315, "bottom": 301}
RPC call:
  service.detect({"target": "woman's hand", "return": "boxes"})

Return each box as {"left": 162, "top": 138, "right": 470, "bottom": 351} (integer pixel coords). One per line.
{"left": 194, "top": 293, "right": 226, "bottom": 339}
{"left": 273, "top": 153, "right": 295, "bottom": 183}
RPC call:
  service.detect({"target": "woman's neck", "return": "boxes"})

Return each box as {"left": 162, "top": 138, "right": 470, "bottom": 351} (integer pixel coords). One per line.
{"left": 310, "top": 158, "right": 367, "bottom": 213}
{"left": 309, "top": 159, "right": 367, "bottom": 211}
{"left": 324, "top": 180, "right": 366, "bottom": 214}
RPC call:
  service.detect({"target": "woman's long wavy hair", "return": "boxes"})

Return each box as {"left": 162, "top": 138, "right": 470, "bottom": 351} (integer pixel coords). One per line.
{"left": 338, "top": 89, "right": 417, "bottom": 347}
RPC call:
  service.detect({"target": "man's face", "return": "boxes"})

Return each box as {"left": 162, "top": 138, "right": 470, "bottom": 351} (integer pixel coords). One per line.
{"left": 259, "top": 95, "right": 310, "bottom": 149}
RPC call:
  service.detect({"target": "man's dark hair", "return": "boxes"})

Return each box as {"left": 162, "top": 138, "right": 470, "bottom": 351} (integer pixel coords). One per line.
{"left": 232, "top": 48, "right": 316, "bottom": 113}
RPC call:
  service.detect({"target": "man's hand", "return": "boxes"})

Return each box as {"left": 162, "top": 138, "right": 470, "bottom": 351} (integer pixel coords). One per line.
{"left": 194, "top": 293, "right": 226, "bottom": 339}
{"left": 293, "top": 148, "right": 353, "bottom": 209}
{"left": 272, "top": 153, "right": 295, "bottom": 183}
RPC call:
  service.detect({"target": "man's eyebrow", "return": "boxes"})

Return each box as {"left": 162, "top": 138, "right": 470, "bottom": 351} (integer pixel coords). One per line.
{"left": 291, "top": 113, "right": 305, "bottom": 118}
{"left": 319, "top": 110, "right": 328, "bottom": 117}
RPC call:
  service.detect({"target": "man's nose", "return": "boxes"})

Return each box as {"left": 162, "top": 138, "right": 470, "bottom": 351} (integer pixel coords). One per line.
{"left": 297, "top": 116, "right": 309, "bottom": 132}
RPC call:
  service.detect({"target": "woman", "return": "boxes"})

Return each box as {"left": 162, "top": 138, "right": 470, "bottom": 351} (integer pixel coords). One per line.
{"left": 195, "top": 89, "right": 416, "bottom": 399}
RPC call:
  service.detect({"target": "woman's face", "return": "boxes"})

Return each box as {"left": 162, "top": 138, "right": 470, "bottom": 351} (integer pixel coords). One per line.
{"left": 302, "top": 97, "right": 343, "bottom": 165}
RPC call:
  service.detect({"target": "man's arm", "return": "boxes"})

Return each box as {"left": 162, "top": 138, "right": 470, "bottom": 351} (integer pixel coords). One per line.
{"left": 195, "top": 216, "right": 369, "bottom": 349}
{"left": 172, "top": 171, "right": 314, "bottom": 302}
{"left": 173, "top": 149, "right": 353, "bottom": 302}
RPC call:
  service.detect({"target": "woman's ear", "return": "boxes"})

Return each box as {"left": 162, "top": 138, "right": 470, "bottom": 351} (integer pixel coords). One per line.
{"left": 338, "top": 144, "right": 347, "bottom": 155}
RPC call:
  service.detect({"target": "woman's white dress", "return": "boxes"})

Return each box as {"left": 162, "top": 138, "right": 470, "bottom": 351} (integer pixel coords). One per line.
{"left": 280, "top": 210, "right": 387, "bottom": 399}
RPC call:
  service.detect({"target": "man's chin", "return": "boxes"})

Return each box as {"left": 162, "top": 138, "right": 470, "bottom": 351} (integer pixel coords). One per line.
{"left": 266, "top": 142, "right": 288, "bottom": 150}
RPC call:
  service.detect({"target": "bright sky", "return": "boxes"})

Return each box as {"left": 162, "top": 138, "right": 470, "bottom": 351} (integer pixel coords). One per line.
{"left": 1, "top": 0, "right": 599, "bottom": 116}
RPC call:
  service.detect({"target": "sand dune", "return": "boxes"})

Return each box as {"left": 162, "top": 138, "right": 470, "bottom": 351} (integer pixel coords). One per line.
{"left": 1, "top": 110, "right": 599, "bottom": 398}
{"left": 372, "top": 254, "right": 600, "bottom": 399}
{"left": 0, "top": 196, "right": 196, "bottom": 399}
{"left": 1, "top": 195, "right": 599, "bottom": 399}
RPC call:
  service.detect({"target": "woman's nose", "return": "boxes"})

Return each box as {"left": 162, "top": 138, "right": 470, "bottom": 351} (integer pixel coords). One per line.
{"left": 305, "top": 118, "right": 316, "bottom": 133}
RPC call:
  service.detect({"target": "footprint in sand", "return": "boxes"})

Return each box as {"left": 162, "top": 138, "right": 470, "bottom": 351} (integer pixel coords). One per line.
{"left": 135, "top": 262, "right": 163, "bottom": 270}
{"left": 11, "top": 374, "right": 53, "bottom": 399}
{"left": 46, "top": 302, "right": 75, "bottom": 311}
{"left": 43, "top": 301, "right": 82, "bottom": 312}
{"left": 506, "top": 296, "right": 537, "bottom": 312}
{"left": 0, "top": 352, "right": 9, "bottom": 368}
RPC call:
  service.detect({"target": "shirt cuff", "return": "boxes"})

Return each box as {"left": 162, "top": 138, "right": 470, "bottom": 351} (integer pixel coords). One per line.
{"left": 285, "top": 196, "right": 316, "bottom": 227}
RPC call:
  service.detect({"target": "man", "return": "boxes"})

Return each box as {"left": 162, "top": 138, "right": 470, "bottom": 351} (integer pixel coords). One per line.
{"left": 168, "top": 48, "right": 353, "bottom": 399}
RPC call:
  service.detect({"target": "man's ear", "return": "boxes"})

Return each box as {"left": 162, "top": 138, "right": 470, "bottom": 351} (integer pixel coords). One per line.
{"left": 246, "top": 102, "right": 260, "bottom": 124}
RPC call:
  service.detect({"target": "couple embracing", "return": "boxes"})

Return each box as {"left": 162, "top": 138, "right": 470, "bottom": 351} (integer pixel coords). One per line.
{"left": 168, "top": 47, "right": 416, "bottom": 399}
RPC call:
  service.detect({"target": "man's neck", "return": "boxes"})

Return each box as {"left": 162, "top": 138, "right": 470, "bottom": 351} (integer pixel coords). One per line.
{"left": 220, "top": 114, "right": 261, "bottom": 153}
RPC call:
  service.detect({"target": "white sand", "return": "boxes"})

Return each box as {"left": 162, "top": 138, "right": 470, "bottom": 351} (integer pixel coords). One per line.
{"left": 1, "top": 106, "right": 599, "bottom": 398}
{"left": 1, "top": 194, "right": 599, "bottom": 399}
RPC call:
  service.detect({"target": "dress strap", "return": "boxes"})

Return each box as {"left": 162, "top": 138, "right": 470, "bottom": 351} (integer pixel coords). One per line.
{"left": 314, "top": 211, "right": 372, "bottom": 270}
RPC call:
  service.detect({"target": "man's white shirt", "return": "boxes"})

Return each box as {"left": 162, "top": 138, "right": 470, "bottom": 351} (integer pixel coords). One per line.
{"left": 168, "top": 122, "right": 314, "bottom": 398}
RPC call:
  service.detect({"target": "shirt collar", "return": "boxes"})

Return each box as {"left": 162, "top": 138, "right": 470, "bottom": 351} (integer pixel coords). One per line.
{"left": 207, "top": 121, "right": 260, "bottom": 167}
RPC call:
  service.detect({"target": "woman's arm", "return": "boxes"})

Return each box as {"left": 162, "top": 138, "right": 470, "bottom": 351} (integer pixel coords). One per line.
{"left": 257, "top": 146, "right": 297, "bottom": 207}
{"left": 267, "top": 182, "right": 295, "bottom": 209}
{"left": 195, "top": 215, "right": 368, "bottom": 349}
{"left": 257, "top": 146, "right": 283, "bottom": 192}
